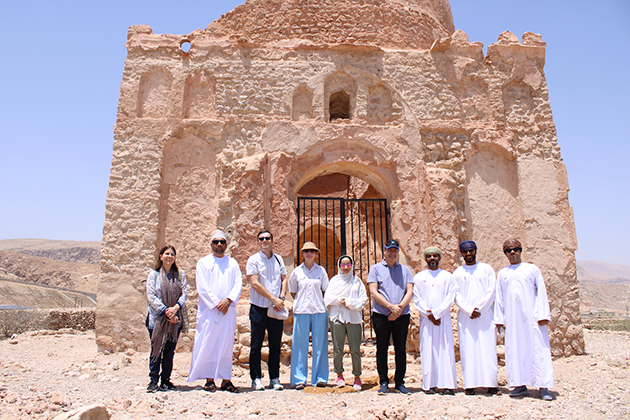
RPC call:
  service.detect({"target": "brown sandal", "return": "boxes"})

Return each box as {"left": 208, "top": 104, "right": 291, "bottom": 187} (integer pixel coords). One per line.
{"left": 203, "top": 380, "right": 217, "bottom": 392}
{"left": 221, "top": 380, "right": 239, "bottom": 393}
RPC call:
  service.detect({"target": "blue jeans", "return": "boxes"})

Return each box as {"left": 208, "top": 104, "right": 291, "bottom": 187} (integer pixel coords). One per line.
{"left": 290, "top": 313, "right": 329, "bottom": 386}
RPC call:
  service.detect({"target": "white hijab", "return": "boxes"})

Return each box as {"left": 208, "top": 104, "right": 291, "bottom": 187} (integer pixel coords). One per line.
{"left": 324, "top": 255, "right": 360, "bottom": 306}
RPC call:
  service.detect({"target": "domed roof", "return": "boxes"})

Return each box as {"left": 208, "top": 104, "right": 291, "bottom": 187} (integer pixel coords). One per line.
{"left": 206, "top": 0, "right": 454, "bottom": 50}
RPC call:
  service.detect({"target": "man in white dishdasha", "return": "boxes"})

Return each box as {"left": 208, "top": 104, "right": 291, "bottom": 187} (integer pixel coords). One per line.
{"left": 494, "top": 239, "right": 554, "bottom": 401}
{"left": 453, "top": 240, "right": 499, "bottom": 396}
{"left": 413, "top": 246, "right": 458, "bottom": 395}
{"left": 188, "top": 229, "right": 242, "bottom": 393}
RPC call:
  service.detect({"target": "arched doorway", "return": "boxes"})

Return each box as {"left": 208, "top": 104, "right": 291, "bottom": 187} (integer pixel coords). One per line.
{"left": 295, "top": 172, "right": 391, "bottom": 337}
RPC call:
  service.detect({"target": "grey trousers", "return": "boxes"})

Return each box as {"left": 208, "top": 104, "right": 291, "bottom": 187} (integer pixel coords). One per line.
{"left": 330, "top": 320, "right": 362, "bottom": 377}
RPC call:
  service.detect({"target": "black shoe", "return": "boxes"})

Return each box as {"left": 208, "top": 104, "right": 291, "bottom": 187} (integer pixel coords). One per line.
{"left": 509, "top": 385, "right": 528, "bottom": 397}
{"left": 425, "top": 387, "right": 437, "bottom": 395}
{"left": 443, "top": 389, "right": 455, "bottom": 396}
{"left": 540, "top": 388, "right": 554, "bottom": 401}
{"left": 465, "top": 388, "right": 475, "bottom": 396}
{"left": 488, "top": 387, "right": 500, "bottom": 395}
{"left": 147, "top": 382, "right": 159, "bottom": 393}
{"left": 159, "top": 380, "right": 177, "bottom": 391}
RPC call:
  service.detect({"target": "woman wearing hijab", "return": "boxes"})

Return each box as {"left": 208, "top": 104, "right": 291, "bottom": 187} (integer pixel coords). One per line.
{"left": 324, "top": 255, "right": 368, "bottom": 391}
{"left": 288, "top": 242, "right": 330, "bottom": 389}
{"left": 146, "top": 245, "right": 189, "bottom": 392}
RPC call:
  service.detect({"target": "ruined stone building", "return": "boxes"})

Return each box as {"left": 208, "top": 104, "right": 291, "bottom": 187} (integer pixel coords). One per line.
{"left": 97, "top": 0, "right": 584, "bottom": 358}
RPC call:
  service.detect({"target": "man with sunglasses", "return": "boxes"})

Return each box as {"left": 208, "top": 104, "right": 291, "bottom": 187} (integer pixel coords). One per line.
{"left": 188, "top": 229, "right": 243, "bottom": 393}
{"left": 495, "top": 239, "right": 555, "bottom": 401}
{"left": 367, "top": 239, "right": 414, "bottom": 395}
{"left": 453, "top": 241, "right": 499, "bottom": 396}
{"left": 246, "top": 230, "right": 287, "bottom": 391}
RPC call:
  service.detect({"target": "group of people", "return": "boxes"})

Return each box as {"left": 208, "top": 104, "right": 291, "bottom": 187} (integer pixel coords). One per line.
{"left": 145, "top": 230, "right": 555, "bottom": 401}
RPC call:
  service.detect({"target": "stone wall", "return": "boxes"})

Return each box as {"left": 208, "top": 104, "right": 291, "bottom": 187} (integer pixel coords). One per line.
{"left": 98, "top": 1, "right": 583, "bottom": 359}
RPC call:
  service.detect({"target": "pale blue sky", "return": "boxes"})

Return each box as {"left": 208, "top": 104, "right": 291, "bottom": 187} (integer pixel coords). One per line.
{"left": 0, "top": 1, "right": 628, "bottom": 264}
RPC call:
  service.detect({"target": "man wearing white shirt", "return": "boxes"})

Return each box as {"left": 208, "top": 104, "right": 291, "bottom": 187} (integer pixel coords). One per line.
{"left": 453, "top": 240, "right": 499, "bottom": 396}
{"left": 495, "top": 239, "right": 555, "bottom": 401}
{"left": 246, "top": 230, "right": 287, "bottom": 391}
{"left": 413, "top": 246, "right": 458, "bottom": 395}
{"left": 188, "top": 229, "right": 242, "bottom": 393}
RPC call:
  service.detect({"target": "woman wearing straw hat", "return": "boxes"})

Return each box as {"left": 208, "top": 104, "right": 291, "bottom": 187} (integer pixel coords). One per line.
{"left": 289, "top": 241, "right": 330, "bottom": 389}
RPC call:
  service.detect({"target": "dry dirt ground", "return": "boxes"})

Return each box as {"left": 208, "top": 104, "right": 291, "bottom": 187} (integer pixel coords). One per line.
{"left": 0, "top": 329, "right": 628, "bottom": 420}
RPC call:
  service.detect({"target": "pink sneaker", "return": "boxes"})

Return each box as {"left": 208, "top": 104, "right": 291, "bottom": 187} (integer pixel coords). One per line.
{"left": 353, "top": 378, "right": 362, "bottom": 392}
{"left": 336, "top": 376, "right": 345, "bottom": 387}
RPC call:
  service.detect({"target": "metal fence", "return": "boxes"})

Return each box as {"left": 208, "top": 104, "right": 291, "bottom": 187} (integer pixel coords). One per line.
{"left": 296, "top": 197, "right": 390, "bottom": 337}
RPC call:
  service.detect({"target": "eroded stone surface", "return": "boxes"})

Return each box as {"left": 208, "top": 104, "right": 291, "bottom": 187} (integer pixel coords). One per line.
{"left": 98, "top": 0, "right": 583, "bottom": 359}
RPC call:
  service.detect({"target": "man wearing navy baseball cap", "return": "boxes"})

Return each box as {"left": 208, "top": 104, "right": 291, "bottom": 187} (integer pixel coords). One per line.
{"left": 367, "top": 239, "right": 414, "bottom": 395}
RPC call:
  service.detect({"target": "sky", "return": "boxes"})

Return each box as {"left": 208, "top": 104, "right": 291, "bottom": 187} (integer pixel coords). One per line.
{"left": 0, "top": 1, "right": 628, "bottom": 265}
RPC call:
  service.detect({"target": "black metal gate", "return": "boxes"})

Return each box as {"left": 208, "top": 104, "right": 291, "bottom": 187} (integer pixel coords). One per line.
{"left": 296, "top": 197, "right": 390, "bottom": 336}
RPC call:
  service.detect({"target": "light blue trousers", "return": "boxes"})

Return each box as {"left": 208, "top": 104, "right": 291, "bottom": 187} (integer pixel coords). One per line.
{"left": 290, "top": 313, "right": 330, "bottom": 386}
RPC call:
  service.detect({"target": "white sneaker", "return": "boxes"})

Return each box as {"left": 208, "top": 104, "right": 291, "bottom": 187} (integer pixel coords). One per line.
{"left": 252, "top": 378, "right": 265, "bottom": 391}
{"left": 270, "top": 378, "right": 284, "bottom": 391}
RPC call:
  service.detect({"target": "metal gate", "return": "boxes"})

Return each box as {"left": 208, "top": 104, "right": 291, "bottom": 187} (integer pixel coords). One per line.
{"left": 296, "top": 197, "right": 390, "bottom": 336}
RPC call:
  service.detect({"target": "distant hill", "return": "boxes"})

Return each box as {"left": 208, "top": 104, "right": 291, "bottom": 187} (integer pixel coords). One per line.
{"left": 0, "top": 238, "right": 100, "bottom": 265}
{"left": 0, "top": 250, "right": 99, "bottom": 293}
{"left": 577, "top": 260, "right": 630, "bottom": 283}
{"left": 577, "top": 260, "right": 630, "bottom": 314}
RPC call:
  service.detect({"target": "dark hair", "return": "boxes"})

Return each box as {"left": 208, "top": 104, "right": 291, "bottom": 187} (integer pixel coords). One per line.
{"left": 154, "top": 245, "right": 179, "bottom": 273}
{"left": 257, "top": 229, "right": 273, "bottom": 241}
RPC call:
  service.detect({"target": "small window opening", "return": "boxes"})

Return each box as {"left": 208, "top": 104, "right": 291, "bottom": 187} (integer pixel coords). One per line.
{"left": 180, "top": 40, "right": 192, "bottom": 54}
{"left": 329, "top": 90, "right": 351, "bottom": 121}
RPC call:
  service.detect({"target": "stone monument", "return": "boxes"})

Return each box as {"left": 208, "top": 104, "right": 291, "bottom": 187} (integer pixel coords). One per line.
{"left": 97, "top": 0, "right": 584, "bottom": 358}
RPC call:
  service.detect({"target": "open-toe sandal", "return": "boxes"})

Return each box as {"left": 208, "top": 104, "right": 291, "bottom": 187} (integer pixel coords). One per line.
{"left": 221, "top": 381, "right": 239, "bottom": 393}
{"left": 203, "top": 380, "right": 217, "bottom": 392}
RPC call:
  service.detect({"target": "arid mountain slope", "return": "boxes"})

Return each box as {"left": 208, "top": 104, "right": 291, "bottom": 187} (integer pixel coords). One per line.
{"left": 0, "top": 250, "right": 99, "bottom": 293}
{"left": 0, "top": 238, "right": 100, "bottom": 265}
{"left": 577, "top": 260, "right": 630, "bottom": 313}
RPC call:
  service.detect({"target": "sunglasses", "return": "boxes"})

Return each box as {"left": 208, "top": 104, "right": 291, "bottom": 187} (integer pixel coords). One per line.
{"left": 461, "top": 249, "right": 475, "bottom": 254}
{"left": 258, "top": 237, "right": 272, "bottom": 242}
{"left": 504, "top": 247, "right": 522, "bottom": 253}
{"left": 340, "top": 263, "right": 352, "bottom": 268}
{"left": 302, "top": 249, "right": 317, "bottom": 253}
{"left": 212, "top": 239, "right": 227, "bottom": 245}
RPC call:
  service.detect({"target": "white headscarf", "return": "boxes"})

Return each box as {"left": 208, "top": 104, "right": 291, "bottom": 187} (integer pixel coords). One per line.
{"left": 324, "top": 255, "right": 359, "bottom": 306}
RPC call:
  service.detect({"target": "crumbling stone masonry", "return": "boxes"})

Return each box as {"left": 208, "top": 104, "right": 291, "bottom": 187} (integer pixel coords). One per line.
{"left": 97, "top": 0, "right": 584, "bottom": 358}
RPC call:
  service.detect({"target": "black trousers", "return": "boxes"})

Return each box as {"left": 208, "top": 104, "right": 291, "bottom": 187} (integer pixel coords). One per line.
{"left": 148, "top": 328, "right": 179, "bottom": 384}
{"left": 372, "top": 312, "right": 410, "bottom": 386}
{"left": 249, "top": 304, "right": 284, "bottom": 381}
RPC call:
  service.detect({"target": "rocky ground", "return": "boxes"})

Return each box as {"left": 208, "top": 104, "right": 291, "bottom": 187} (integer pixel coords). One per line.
{"left": 0, "top": 329, "right": 628, "bottom": 420}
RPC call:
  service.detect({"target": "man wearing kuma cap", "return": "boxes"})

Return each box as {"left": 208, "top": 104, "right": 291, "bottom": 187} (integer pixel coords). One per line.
{"left": 188, "top": 229, "right": 243, "bottom": 393}
{"left": 494, "top": 239, "right": 555, "bottom": 401}
{"left": 413, "top": 246, "right": 458, "bottom": 395}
